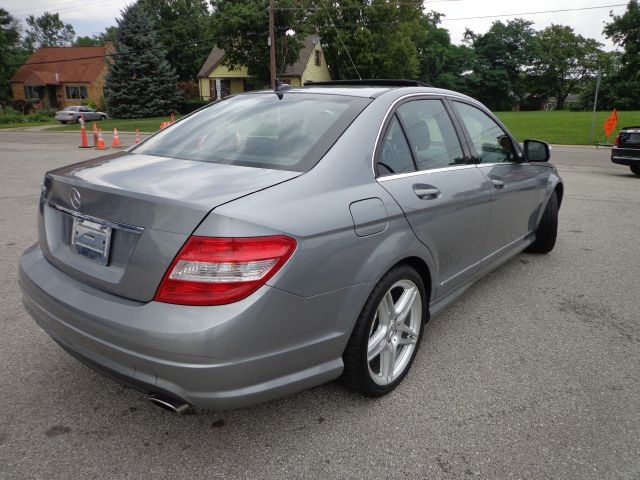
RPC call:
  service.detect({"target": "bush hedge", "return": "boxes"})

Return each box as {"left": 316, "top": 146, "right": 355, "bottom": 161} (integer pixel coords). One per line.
{"left": 177, "top": 99, "right": 209, "bottom": 115}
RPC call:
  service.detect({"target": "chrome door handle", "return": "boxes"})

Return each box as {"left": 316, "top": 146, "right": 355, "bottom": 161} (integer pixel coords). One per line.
{"left": 491, "top": 179, "right": 505, "bottom": 188}
{"left": 413, "top": 185, "right": 441, "bottom": 200}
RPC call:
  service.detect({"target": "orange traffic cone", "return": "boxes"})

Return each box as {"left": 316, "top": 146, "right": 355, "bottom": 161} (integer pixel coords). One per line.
{"left": 170, "top": 112, "right": 175, "bottom": 124}
{"left": 135, "top": 128, "right": 140, "bottom": 144}
{"left": 78, "top": 119, "right": 90, "bottom": 149}
{"left": 111, "top": 128, "right": 121, "bottom": 147}
{"left": 96, "top": 129, "right": 107, "bottom": 150}
{"left": 92, "top": 122, "right": 98, "bottom": 147}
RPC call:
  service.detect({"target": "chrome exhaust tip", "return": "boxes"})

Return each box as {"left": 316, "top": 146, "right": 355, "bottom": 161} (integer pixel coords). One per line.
{"left": 148, "top": 394, "right": 191, "bottom": 414}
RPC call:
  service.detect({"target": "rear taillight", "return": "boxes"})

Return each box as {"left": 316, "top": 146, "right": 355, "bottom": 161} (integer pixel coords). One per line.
{"left": 614, "top": 132, "right": 621, "bottom": 146}
{"left": 154, "top": 236, "right": 296, "bottom": 306}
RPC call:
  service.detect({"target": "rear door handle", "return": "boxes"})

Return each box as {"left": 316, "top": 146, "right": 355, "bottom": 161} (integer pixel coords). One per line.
{"left": 412, "top": 184, "right": 441, "bottom": 200}
{"left": 491, "top": 178, "right": 505, "bottom": 189}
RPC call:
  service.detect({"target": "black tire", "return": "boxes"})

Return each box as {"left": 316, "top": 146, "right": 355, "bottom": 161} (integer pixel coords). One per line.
{"left": 75, "top": 116, "right": 81, "bottom": 124}
{"left": 59, "top": 121, "right": 67, "bottom": 124}
{"left": 630, "top": 165, "right": 640, "bottom": 176}
{"left": 526, "top": 190, "right": 559, "bottom": 254}
{"left": 341, "top": 265, "right": 427, "bottom": 397}
{"left": 100, "top": 115, "right": 107, "bottom": 121}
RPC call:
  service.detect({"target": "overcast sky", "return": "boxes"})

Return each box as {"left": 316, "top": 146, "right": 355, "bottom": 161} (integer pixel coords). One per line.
{"left": 4, "top": 0, "right": 629, "bottom": 51}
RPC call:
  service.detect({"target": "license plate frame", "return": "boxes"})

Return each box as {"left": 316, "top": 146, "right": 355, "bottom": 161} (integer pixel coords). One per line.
{"left": 71, "top": 217, "right": 112, "bottom": 265}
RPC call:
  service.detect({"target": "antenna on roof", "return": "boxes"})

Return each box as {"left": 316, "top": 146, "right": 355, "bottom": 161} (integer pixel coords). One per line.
{"left": 274, "top": 78, "right": 292, "bottom": 99}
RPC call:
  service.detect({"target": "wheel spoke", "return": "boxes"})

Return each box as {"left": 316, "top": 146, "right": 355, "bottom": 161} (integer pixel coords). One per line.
{"left": 377, "top": 291, "right": 394, "bottom": 326}
{"left": 367, "top": 329, "right": 387, "bottom": 361}
{"left": 394, "top": 287, "right": 417, "bottom": 323}
{"left": 380, "top": 343, "right": 396, "bottom": 383}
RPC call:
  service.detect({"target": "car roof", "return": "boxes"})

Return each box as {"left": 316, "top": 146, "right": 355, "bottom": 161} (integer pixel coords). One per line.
{"left": 245, "top": 85, "right": 477, "bottom": 103}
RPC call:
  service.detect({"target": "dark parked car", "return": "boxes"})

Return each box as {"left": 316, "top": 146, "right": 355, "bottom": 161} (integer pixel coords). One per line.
{"left": 55, "top": 106, "right": 108, "bottom": 124}
{"left": 612, "top": 126, "right": 640, "bottom": 176}
{"left": 20, "top": 80, "right": 563, "bottom": 412}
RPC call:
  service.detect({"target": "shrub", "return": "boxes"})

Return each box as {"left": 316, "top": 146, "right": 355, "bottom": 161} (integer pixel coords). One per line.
{"left": 177, "top": 99, "right": 208, "bottom": 115}
{"left": 0, "top": 114, "right": 25, "bottom": 124}
{"left": 10, "top": 99, "right": 37, "bottom": 114}
{"left": 177, "top": 80, "right": 200, "bottom": 100}
{"left": 83, "top": 98, "right": 98, "bottom": 110}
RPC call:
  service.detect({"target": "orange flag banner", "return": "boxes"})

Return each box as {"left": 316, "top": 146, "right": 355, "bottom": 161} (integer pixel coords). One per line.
{"left": 603, "top": 109, "right": 618, "bottom": 137}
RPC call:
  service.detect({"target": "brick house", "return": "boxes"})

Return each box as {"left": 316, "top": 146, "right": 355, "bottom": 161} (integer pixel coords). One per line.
{"left": 10, "top": 43, "right": 113, "bottom": 110}
{"left": 198, "top": 36, "right": 331, "bottom": 101}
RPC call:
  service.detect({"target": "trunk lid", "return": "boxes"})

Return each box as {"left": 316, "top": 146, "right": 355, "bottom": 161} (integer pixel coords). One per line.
{"left": 39, "top": 152, "right": 300, "bottom": 302}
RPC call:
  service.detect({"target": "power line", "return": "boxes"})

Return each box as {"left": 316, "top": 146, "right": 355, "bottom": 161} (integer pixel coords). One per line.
{"left": 5, "top": 33, "right": 259, "bottom": 67}
{"left": 319, "top": 0, "right": 361, "bottom": 80}
{"left": 440, "top": 3, "right": 627, "bottom": 21}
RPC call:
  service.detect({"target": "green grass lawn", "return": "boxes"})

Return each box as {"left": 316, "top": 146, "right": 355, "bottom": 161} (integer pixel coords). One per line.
{"left": 48, "top": 116, "right": 180, "bottom": 133}
{"left": 0, "top": 120, "right": 57, "bottom": 129}
{"left": 495, "top": 110, "right": 640, "bottom": 145}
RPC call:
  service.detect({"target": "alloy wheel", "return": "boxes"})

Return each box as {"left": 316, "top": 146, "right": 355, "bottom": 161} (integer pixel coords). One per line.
{"left": 367, "top": 279, "right": 422, "bottom": 386}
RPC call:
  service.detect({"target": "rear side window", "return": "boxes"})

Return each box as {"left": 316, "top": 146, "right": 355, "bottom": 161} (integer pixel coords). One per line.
{"left": 377, "top": 115, "right": 416, "bottom": 176}
{"left": 397, "top": 100, "right": 466, "bottom": 170}
{"left": 134, "top": 93, "right": 371, "bottom": 172}
{"left": 453, "top": 102, "right": 516, "bottom": 164}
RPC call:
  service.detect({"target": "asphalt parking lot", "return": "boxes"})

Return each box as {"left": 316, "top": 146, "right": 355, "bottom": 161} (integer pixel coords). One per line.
{"left": 0, "top": 131, "right": 638, "bottom": 479}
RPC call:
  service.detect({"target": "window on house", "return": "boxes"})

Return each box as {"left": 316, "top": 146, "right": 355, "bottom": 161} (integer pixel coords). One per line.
{"left": 24, "top": 86, "right": 41, "bottom": 99}
{"left": 314, "top": 50, "right": 321, "bottom": 67}
{"left": 64, "top": 86, "right": 88, "bottom": 100}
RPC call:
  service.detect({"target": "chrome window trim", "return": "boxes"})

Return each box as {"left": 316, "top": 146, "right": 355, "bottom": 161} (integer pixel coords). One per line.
{"left": 476, "top": 162, "right": 520, "bottom": 167}
{"left": 377, "top": 164, "right": 477, "bottom": 182}
{"left": 44, "top": 199, "right": 144, "bottom": 234}
{"left": 372, "top": 92, "right": 477, "bottom": 179}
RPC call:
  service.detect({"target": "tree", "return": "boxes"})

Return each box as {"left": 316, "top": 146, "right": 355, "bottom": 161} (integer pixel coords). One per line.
{"left": 603, "top": 0, "right": 640, "bottom": 109}
{"left": 139, "top": 0, "right": 212, "bottom": 81}
{"left": 529, "top": 25, "right": 602, "bottom": 110}
{"left": 23, "top": 11, "right": 75, "bottom": 50}
{"left": 72, "top": 27, "right": 119, "bottom": 47}
{"left": 210, "top": 0, "right": 307, "bottom": 86}
{"left": 0, "top": 9, "right": 28, "bottom": 105}
{"left": 104, "top": 3, "right": 181, "bottom": 118}
{"left": 415, "top": 12, "right": 473, "bottom": 91}
{"left": 313, "top": 0, "right": 423, "bottom": 80}
{"left": 73, "top": 36, "right": 102, "bottom": 46}
{"left": 462, "top": 19, "right": 536, "bottom": 110}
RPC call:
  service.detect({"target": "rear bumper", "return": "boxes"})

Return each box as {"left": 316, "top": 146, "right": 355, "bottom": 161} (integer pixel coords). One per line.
{"left": 611, "top": 150, "right": 640, "bottom": 166}
{"left": 19, "top": 244, "right": 372, "bottom": 409}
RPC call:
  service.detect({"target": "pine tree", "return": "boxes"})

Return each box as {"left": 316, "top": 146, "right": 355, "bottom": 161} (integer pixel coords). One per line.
{"left": 105, "top": 2, "right": 181, "bottom": 118}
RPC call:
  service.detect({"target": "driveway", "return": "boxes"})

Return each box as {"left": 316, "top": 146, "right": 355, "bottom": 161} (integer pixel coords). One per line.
{"left": 0, "top": 132, "right": 638, "bottom": 479}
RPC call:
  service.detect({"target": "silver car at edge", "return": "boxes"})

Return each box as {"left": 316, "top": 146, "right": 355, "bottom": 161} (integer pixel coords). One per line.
{"left": 19, "top": 81, "right": 563, "bottom": 412}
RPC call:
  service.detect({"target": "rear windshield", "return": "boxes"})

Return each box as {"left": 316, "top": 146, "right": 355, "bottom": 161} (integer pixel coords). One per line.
{"left": 134, "top": 93, "right": 371, "bottom": 172}
{"left": 620, "top": 130, "right": 640, "bottom": 146}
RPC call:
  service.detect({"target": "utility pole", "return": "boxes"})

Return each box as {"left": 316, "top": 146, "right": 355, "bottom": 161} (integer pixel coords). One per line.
{"left": 590, "top": 69, "right": 602, "bottom": 145}
{"left": 269, "top": 0, "right": 276, "bottom": 89}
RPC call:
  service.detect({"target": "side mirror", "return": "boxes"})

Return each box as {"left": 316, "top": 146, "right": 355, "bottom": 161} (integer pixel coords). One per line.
{"left": 524, "top": 139, "right": 551, "bottom": 162}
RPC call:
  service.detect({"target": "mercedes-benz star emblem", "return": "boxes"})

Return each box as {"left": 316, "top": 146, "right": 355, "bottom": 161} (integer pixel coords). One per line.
{"left": 70, "top": 188, "right": 81, "bottom": 210}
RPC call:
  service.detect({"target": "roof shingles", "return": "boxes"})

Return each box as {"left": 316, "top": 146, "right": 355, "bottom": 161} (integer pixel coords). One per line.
{"left": 10, "top": 46, "right": 107, "bottom": 84}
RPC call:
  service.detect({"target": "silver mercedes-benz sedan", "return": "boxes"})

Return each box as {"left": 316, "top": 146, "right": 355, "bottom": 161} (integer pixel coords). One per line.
{"left": 19, "top": 81, "right": 563, "bottom": 412}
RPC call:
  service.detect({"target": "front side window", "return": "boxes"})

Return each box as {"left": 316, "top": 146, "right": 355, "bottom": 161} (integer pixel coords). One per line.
{"left": 376, "top": 115, "right": 416, "bottom": 176}
{"left": 65, "top": 85, "right": 88, "bottom": 99}
{"left": 397, "top": 100, "right": 466, "bottom": 170}
{"left": 134, "top": 93, "right": 371, "bottom": 172}
{"left": 453, "top": 102, "right": 516, "bottom": 164}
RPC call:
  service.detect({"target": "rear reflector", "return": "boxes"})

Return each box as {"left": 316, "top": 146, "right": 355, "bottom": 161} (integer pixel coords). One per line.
{"left": 154, "top": 236, "right": 296, "bottom": 306}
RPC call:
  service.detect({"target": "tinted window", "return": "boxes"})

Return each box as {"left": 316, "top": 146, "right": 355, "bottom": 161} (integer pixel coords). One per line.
{"left": 620, "top": 130, "right": 640, "bottom": 146}
{"left": 134, "top": 93, "right": 370, "bottom": 172}
{"left": 377, "top": 115, "right": 416, "bottom": 176}
{"left": 453, "top": 102, "right": 516, "bottom": 163}
{"left": 397, "top": 100, "right": 466, "bottom": 170}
